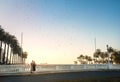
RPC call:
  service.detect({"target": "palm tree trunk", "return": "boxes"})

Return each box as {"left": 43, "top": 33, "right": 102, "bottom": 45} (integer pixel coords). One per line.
{"left": 9, "top": 48, "right": 12, "bottom": 64}
{"left": 15, "top": 56, "right": 17, "bottom": 64}
{"left": 0, "top": 41, "right": 2, "bottom": 63}
{"left": 6, "top": 44, "right": 10, "bottom": 64}
{"left": 2, "top": 43, "right": 6, "bottom": 64}
{"left": 12, "top": 54, "right": 14, "bottom": 64}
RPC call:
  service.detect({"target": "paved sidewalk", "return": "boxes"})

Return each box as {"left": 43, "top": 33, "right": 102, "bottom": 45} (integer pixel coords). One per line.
{"left": 1, "top": 69, "right": 120, "bottom": 77}
{"left": 0, "top": 70, "right": 74, "bottom": 76}
{"left": 1, "top": 70, "right": 120, "bottom": 82}
{"left": 0, "top": 70, "right": 98, "bottom": 76}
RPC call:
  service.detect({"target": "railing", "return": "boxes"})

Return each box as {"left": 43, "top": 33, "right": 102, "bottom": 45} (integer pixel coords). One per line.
{"left": 0, "top": 64, "right": 120, "bottom": 74}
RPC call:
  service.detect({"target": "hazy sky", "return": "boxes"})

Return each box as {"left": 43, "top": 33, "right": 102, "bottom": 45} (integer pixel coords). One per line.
{"left": 0, "top": 0, "right": 120, "bottom": 64}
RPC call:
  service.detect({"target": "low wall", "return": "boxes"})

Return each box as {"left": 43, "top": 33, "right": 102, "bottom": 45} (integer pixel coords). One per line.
{"left": 0, "top": 64, "right": 120, "bottom": 74}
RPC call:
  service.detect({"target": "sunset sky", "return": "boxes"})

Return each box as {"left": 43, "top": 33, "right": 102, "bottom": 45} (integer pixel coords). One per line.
{"left": 0, "top": 0, "right": 120, "bottom": 64}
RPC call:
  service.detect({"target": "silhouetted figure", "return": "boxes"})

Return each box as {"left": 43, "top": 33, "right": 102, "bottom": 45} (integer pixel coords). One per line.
{"left": 30, "top": 60, "right": 36, "bottom": 73}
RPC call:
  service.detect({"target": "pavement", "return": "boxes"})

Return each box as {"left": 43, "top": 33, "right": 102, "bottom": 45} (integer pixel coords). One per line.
{"left": 1, "top": 70, "right": 120, "bottom": 82}
{"left": 0, "top": 69, "right": 120, "bottom": 76}
{"left": 0, "top": 70, "right": 83, "bottom": 76}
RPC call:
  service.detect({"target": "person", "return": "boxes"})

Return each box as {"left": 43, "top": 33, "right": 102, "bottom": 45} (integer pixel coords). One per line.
{"left": 30, "top": 60, "right": 36, "bottom": 73}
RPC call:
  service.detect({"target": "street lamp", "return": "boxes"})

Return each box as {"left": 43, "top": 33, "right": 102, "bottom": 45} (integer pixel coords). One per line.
{"left": 106, "top": 45, "right": 110, "bottom": 69}
{"left": 21, "top": 32, "right": 23, "bottom": 64}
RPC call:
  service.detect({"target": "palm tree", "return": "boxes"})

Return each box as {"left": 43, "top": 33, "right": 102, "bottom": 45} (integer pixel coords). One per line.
{"left": 108, "top": 47, "right": 114, "bottom": 53}
{"left": 85, "top": 55, "right": 89, "bottom": 64}
{"left": 2, "top": 32, "right": 12, "bottom": 64}
{"left": 77, "top": 54, "right": 85, "bottom": 64}
{"left": 0, "top": 26, "right": 5, "bottom": 63}
{"left": 17, "top": 45, "right": 23, "bottom": 64}
{"left": 87, "top": 56, "right": 92, "bottom": 64}
{"left": 111, "top": 50, "right": 120, "bottom": 64}
{"left": 12, "top": 42, "right": 22, "bottom": 64}
{"left": 107, "top": 46, "right": 119, "bottom": 64}
{"left": 9, "top": 35, "right": 17, "bottom": 64}
{"left": 93, "top": 49, "right": 101, "bottom": 64}
{"left": 12, "top": 44, "right": 19, "bottom": 64}
{"left": 9, "top": 47, "right": 13, "bottom": 64}
{"left": 115, "top": 51, "right": 120, "bottom": 64}
{"left": 99, "top": 52, "right": 108, "bottom": 64}
{"left": 8, "top": 35, "right": 22, "bottom": 64}
{"left": 110, "top": 51, "right": 116, "bottom": 64}
{"left": 0, "top": 26, "right": 23, "bottom": 64}
{"left": 8, "top": 35, "right": 19, "bottom": 64}
{"left": 22, "top": 52, "right": 28, "bottom": 64}
{"left": 2, "top": 32, "right": 8, "bottom": 64}
{"left": 6, "top": 34, "right": 15, "bottom": 64}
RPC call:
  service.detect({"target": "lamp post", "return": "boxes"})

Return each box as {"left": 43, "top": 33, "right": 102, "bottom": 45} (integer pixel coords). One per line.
{"left": 106, "top": 45, "right": 110, "bottom": 69}
{"left": 21, "top": 32, "right": 23, "bottom": 64}
{"left": 94, "top": 38, "right": 96, "bottom": 52}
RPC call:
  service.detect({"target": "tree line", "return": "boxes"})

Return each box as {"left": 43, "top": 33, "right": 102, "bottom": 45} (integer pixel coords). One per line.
{"left": 0, "top": 25, "right": 27, "bottom": 65}
{"left": 76, "top": 46, "right": 120, "bottom": 64}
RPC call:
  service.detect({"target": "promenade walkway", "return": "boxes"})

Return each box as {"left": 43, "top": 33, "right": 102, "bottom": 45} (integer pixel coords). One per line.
{"left": 1, "top": 70, "right": 120, "bottom": 82}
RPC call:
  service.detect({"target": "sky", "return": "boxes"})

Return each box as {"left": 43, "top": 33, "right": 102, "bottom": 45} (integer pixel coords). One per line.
{"left": 0, "top": 0, "right": 120, "bottom": 64}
